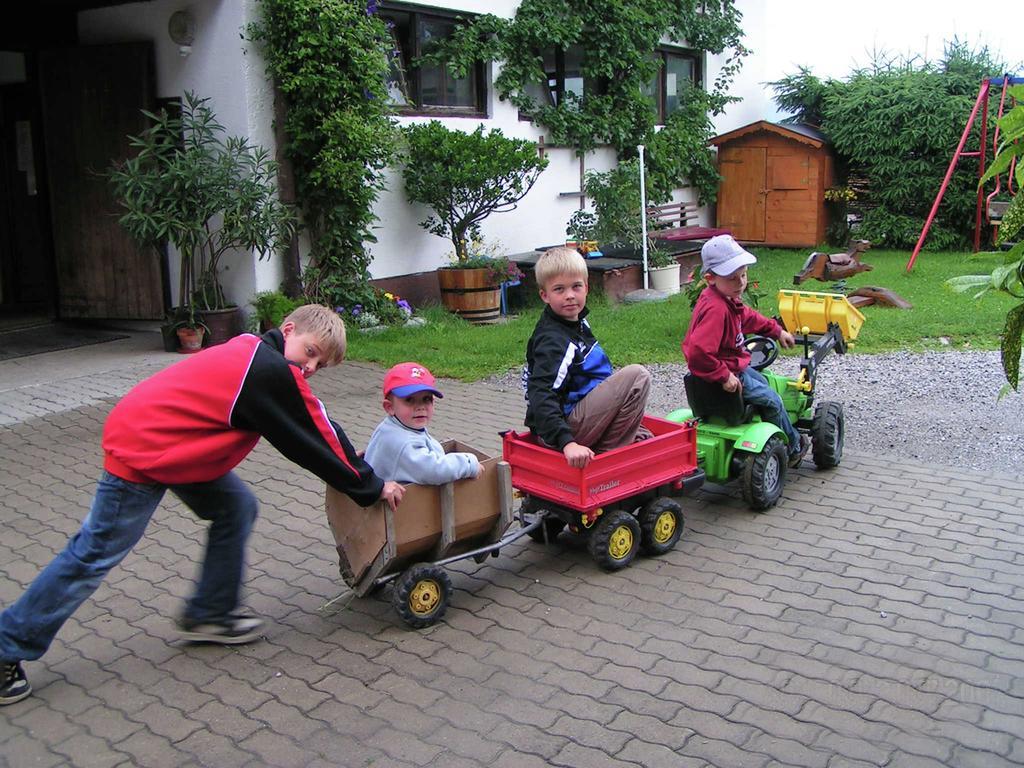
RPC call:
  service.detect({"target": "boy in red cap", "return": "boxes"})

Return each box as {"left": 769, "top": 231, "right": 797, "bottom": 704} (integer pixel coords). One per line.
{"left": 364, "top": 362, "right": 483, "bottom": 484}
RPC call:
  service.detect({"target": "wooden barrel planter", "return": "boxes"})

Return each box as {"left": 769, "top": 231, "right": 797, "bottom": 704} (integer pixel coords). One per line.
{"left": 437, "top": 268, "right": 501, "bottom": 323}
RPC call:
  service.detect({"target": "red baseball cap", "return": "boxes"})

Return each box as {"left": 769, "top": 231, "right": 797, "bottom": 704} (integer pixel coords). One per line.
{"left": 383, "top": 362, "right": 444, "bottom": 399}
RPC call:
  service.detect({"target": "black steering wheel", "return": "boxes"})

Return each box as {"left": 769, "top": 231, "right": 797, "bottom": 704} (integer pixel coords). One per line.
{"left": 744, "top": 335, "right": 778, "bottom": 371}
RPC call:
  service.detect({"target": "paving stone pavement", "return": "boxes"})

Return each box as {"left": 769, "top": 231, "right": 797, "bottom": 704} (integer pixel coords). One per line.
{"left": 1, "top": 332, "right": 1023, "bottom": 768}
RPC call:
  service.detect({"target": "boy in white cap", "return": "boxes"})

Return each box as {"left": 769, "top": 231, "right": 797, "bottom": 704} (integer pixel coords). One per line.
{"left": 364, "top": 362, "right": 483, "bottom": 485}
{"left": 683, "top": 235, "right": 809, "bottom": 466}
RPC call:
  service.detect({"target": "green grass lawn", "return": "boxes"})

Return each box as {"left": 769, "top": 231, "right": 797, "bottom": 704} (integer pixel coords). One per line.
{"left": 347, "top": 248, "right": 1015, "bottom": 380}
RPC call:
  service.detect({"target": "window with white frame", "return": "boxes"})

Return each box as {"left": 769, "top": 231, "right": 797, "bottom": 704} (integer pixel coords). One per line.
{"left": 521, "top": 45, "right": 600, "bottom": 109}
{"left": 521, "top": 44, "right": 702, "bottom": 122}
{"left": 380, "top": 4, "right": 486, "bottom": 116}
{"left": 646, "top": 47, "right": 703, "bottom": 123}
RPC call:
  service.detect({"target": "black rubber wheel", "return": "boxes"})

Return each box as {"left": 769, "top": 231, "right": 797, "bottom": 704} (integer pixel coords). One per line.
{"left": 811, "top": 401, "right": 844, "bottom": 469}
{"left": 391, "top": 563, "right": 452, "bottom": 629}
{"left": 587, "top": 510, "right": 641, "bottom": 571}
{"left": 638, "top": 498, "right": 684, "bottom": 556}
{"left": 526, "top": 513, "right": 566, "bottom": 544}
{"left": 741, "top": 435, "right": 788, "bottom": 510}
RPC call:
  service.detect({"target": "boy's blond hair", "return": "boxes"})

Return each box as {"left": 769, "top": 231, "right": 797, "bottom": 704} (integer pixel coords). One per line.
{"left": 282, "top": 304, "right": 347, "bottom": 366}
{"left": 534, "top": 246, "right": 588, "bottom": 291}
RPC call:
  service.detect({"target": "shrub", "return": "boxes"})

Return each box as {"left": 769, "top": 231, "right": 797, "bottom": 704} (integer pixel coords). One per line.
{"left": 401, "top": 121, "right": 548, "bottom": 261}
{"left": 770, "top": 41, "right": 1007, "bottom": 250}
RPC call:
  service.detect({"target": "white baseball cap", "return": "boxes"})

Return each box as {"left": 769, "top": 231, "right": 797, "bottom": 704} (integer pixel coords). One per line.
{"left": 701, "top": 235, "right": 757, "bottom": 276}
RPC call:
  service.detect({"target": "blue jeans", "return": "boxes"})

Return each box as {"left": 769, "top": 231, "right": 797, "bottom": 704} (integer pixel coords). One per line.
{"left": 0, "top": 471, "right": 258, "bottom": 662}
{"left": 739, "top": 366, "right": 802, "bottom": 453}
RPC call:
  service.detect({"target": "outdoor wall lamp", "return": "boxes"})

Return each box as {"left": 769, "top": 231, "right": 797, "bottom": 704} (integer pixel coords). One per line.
{"left": 168, "top": 10, "right": 196, "bottom": 57}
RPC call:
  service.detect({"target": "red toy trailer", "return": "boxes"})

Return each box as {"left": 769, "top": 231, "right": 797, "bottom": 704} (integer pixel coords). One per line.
{"left": 503, "top": 415, "right": 704, "bottom": 570}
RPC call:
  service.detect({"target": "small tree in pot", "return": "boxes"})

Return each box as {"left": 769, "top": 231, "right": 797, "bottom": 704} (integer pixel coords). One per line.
{"left": 400, "top": 121, "right": 547, "bottom": 321}
{"left": 109, "top": 91, "right": 298, "bottom": 345}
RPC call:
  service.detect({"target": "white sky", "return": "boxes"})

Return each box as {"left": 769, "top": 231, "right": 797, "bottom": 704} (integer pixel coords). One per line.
{"left": 743, "top": 0, "right": 1022, "bottom": 123}
{"left": 761, "top": 0, "right": 1021, "bottom": 82}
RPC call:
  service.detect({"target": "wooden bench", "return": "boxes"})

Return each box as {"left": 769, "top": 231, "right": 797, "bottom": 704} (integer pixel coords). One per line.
{"left": 646, "top": 202, "right": 730, "bottom": 242}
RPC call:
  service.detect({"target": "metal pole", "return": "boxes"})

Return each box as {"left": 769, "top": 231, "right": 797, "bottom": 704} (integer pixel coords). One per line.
{"left": 975, "top": 79, "right": 994, "bottom": 252}
{"left": 638, "top": 145, "right": 649, "bottom": 289}
{"left": 906, "top": 80, "right": 988, "bottom": 271}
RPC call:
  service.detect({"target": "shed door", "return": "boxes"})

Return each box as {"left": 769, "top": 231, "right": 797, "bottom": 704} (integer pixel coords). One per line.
{"left": 718, "top": 146, "right": 766, "bottom": 241}
{"left": 38, "top": 43, "right": 162, "bottom": 319}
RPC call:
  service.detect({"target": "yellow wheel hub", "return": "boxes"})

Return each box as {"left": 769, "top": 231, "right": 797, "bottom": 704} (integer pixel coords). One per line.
{"left": 409, "top": 579, "right": 441, "bottom": 616}
{"left": 653, "top": 511, "right": 676, "bottom": 544}
{"left": 608, "top": 525, "right": 634, "bottom": 560}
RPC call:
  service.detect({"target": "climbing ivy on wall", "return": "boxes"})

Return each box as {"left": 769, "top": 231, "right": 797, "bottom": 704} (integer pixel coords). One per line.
{"left": 425, "top": 0, "right": 747, "bottom": 203}
{"left": 248, "top": 0, "right": 396, "bottom": 304}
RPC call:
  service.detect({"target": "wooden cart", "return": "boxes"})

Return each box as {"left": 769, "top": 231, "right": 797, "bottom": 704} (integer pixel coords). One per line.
{"left": 325, "top": 440, "right": 537, "bottom": 627}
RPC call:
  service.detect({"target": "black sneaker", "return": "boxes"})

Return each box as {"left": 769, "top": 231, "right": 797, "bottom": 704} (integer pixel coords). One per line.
{"left": 789, "top": 434, "right": 811, "bottom": 468}
{"left": 176, "top": 612, "right": 264, "bottom": 645}
{"left": 0, "top": 662, "right": 31, "bottom": 705}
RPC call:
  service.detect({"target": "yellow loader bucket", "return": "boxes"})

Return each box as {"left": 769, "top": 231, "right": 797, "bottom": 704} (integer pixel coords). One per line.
{"left": 777, "top": 290, "right": 865, "bottom": 340}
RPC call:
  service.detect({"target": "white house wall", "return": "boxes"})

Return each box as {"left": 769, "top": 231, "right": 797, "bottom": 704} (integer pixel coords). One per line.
{"left": 77, "top": 0, "right": 282, "bottom": 308}
{"left": 76, "top": 0, "right": 774, "bottom": 294}
{"left": 371, "top": 0, "right": 773, "bottom": 280}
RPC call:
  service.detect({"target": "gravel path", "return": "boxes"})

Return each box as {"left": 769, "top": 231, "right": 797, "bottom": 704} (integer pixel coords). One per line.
{"left": 489, "top": 350, "right": 1024, "bottom": 477}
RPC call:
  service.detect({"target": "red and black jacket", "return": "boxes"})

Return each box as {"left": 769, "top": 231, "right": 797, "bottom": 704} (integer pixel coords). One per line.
{"left": 102, "top": 329, "right": 384, "bottom": 506}
{"left": 683, "top": 286, "right": 782, "bottom": 384}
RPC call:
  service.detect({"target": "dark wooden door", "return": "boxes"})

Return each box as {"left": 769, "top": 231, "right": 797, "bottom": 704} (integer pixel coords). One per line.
{"left": 38, "top": 43, "right": 163, "bottom": 319}
{"left": 0, "top": 83, "right": 51, "bottom": 310}
{"left": 717, "top": 146, "right": 766, "bottom": 242}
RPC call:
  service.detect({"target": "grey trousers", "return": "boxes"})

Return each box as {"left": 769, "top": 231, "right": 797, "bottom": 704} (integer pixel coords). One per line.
{"left": 567, "top": 364, "right": 652, "bottom": 453}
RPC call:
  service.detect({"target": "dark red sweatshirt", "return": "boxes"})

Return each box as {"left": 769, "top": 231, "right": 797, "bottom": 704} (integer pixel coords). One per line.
{"left": 102, "top": 329, "right": 384, "bottom": 506}
{"left": 682, "top": 286, "right": 782, "bottom": 384}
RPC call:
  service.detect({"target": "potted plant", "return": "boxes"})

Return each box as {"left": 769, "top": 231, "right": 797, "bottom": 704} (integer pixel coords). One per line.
{"left": 566, "top": 159, "right": 680, "bottom": 292}
{"left": 109, "top": 91, "right": 298, "bottom": 347}
{"left": 646, "top": 242, "right": 680, "bottom": 294}
{"left": 171, "top": 305, "right": 208, "bottom": 354}
{"left": 400, "top": 121, "right": 547, "bottom": 323}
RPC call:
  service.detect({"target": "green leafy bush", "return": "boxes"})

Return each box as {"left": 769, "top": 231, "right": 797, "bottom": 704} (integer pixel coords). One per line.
{"left": 109, "top": 92, "right": 297, "bottom": 317}
{"left": 251, "top": 290, "right": 302, "bottom": 331}
{"left": 249, "top": 0, "right": 396, "bottom": 306}
{"left": 770, "top": 41, "right": 1007, "bottom": 250}
{"left": 401, "top": 121, "right": 548, "bottom": 260}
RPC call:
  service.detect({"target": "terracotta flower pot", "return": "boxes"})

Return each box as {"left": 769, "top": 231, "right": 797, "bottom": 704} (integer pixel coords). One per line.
{"left": 176, "top": 326, "right": 205, "bottom": 354}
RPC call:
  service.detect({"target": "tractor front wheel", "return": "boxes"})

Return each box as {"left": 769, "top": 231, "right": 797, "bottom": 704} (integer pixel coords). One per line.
{"left": 741, "top": 435, "right": 788, "bottom": 510}
{"left": 638, "top": 498, "right": 684, "bottom": 556}
{"left": 588, "top": 510, "right": 641, "bottom": 571}
{"left": 392, "top": 563, "right": 452, "bottom": 629}
{"left": 811, "top": 401, "right": 844, "bottom": 469}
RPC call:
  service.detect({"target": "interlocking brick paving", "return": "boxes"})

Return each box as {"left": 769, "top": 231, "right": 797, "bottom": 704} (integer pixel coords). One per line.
{"left": 1, "top": 347, "right": 1022, "bottom": 767}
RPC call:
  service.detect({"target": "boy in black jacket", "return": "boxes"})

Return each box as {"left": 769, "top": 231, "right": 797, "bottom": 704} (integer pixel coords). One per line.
{"left": 0, "top": 305, "right": 404, "bottom": 706}
{"left": 523, "top": 247, "right": 651, "bottom": 468}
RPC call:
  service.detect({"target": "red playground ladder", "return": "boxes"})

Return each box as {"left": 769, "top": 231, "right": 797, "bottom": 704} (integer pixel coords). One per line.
{"left": 906, "top": 75, "right": 1023, "bottom": 271}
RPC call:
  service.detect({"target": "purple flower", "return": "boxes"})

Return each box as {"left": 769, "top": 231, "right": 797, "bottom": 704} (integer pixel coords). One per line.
{"left": 365, "top": 0, "right": 378, "bottom": 15}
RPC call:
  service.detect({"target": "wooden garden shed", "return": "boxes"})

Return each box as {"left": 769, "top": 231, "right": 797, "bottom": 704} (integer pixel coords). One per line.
{"left": 710, "top": 121, "right": 834, "bottom": 248}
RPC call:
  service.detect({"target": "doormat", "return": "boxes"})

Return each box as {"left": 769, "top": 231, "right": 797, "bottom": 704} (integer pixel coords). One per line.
{"left": 0, "top": 323, "right": 129, "bottom": 362}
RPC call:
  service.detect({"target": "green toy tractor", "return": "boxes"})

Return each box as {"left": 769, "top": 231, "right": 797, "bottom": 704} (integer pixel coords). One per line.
{"left": 666, "top": 290, "right": 865, "bottom": 510}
